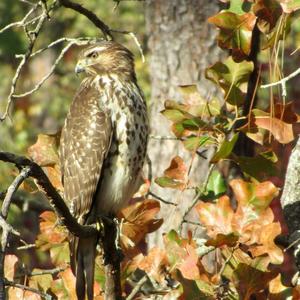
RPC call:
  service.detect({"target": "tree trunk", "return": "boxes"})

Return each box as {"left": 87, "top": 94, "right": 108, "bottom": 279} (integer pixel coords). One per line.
{"left": 280, "top": 136, "right": 300, "bottom": 280}
{"left": 145, "top": 0, "right": 223, "bottom": 246}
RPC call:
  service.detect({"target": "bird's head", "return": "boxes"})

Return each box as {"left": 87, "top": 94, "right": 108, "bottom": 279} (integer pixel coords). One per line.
{"left": 75, "top": 41, "right": 135, "bottom": 80}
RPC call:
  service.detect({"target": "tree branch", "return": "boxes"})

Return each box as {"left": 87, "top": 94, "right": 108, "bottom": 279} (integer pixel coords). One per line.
{"left": 58, "top": 0, "right": 112, "bottom": 40}
{"left": 4, "top": 279, "right": 52, "bottom": 300}
{"left": 0, "top": 152, "right": 98, "bottom": 239}
{"left": 0, "top": 168, "right": 30, "bottom": 300}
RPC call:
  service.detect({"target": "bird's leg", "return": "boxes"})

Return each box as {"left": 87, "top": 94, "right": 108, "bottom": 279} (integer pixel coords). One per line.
{"left": 113, "top": 217, "right": 124, "bottom": 261}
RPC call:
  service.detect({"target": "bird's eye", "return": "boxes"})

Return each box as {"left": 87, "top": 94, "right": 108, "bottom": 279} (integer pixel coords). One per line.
{"left": 87, "top": 51, "right": 98, "bottom": 59}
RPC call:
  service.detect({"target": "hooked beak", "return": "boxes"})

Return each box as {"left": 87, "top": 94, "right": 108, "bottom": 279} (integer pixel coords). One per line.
{"left": 75, "top": 61, "right": 85, "bottom": 74}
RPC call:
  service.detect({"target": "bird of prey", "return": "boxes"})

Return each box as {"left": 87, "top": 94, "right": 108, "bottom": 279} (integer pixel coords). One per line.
{"left": 59, "top": 41, "right": 149, "bottom": 299}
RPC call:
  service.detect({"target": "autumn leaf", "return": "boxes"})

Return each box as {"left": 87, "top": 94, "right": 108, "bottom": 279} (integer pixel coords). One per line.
{"left": 250, "top": 222, "right": 283, "bottom": 265}
{"left": 222, "top": 248, "right": 276, "bottom": 299}
{"left": 164, "top": 230, "right": 206, "bottom": 281}
{"left": 4, "top": 255, "right": 18, "bottom": 281}
{"left": 28, "top": 133, "right": 63, "bottom": 193}
{"left": 28, "top": 133, "right": 60, "bottom": 166}
{"left": 155, "top": 156, "right": 187, "bottom": 190}
{"left": 118, "top": 199, "right": 163, "bottom": 250}
{"left": 206, "top": 232, "right": 239, "bottom": 248}
{"left": 196, "top": 196, "right": 235, "bottom": 238}
{"left": 253, "top": 0, "right": 283, "bottom": 33}
{"left": 36, "top": 211, "right": 69, "bottom": 267}
{"left": 242, "top": 108, "right": 297, "bottom": 144}
{"left": 269, "top": 274, "right": 293, "bottom": 299}
{"left": 138, "top": 247, "right": 168, "bottom": 282}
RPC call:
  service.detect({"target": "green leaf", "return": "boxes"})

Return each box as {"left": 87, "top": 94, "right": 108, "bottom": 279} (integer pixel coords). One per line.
{"left": 182, "top": 117, "right": 206, "bottom": 131}
{"left": 208, "top": 11, "right": 257, "bottom": 61}
{"left": 162, "top": 109, "right": 186, "bottom": 122}
{"left": 183, "top": 136, "right": 212, "bottom": 151}
{"left": 155, "top": 176, "right": 184, "bottom": 189}
{"left": 206, "top": 170, "right": 227, "bottom": 196}
{"left": 237, "top": 151, "right": 278, "bottom": 180}
{"left": 229, "top": 0, "right": 252, "bottom": 14}
{"left": 211, "top": 133, "right": 239, "bottom": 163}
{"left": 206, "top": 57, "right": 254, "bottom": 106}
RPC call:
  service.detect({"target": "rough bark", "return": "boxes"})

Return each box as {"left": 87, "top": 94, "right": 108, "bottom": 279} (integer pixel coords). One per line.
{"left": 145, "top": 0, "right": 223, "bottom": 246}
{"left": 280, "top": 136, "right": 300, "bottom": 276}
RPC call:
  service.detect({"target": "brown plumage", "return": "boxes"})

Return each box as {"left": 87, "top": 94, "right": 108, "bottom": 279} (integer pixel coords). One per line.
{"left": 59, "top": 41, "right": 149, "bottom": 299}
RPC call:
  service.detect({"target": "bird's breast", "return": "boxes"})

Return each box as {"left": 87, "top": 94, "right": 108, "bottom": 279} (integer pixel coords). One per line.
{"left": 93, "top": 75, "right": 148, "bottom": 214}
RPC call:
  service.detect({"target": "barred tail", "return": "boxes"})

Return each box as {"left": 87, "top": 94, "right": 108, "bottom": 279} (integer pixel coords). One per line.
{"left": 69, "top": 235, "right": 97, "bottom": 300}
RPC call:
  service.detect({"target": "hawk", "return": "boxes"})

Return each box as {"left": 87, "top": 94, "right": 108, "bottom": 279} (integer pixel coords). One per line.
{"left": 59, "top": 41, "right": 149, "bottom": 299}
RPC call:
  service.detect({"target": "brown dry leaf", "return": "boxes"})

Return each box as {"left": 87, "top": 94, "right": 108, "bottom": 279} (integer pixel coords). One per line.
{"left": 4, "top": 255, "right": 18, "bottom": 281}
{"left": 242, "top": 108, "right": 298, "bottom": 144}
{"left": 178, "top": 244, "right": 201, "bottom": 280}
{"left": 139, "top": 247, "right": 168, "bottom": 282}
{"left": 196, "top": 195, "right": 234, "bottom": 238}
{"left": 155, "top": 156, "right": 187, "bottom": 190}
{"left": 119, "top": 199, "right": 163, "bottom": 250}
{"left": 164, "top": 156, "right": 186, "bottom": 181}
{"left": 250, "top": 222, "right": 283, "bottom": 265}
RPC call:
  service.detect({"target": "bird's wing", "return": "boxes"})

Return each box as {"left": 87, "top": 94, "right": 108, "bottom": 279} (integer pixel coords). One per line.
{"left": 59, "top": 80, "right": 112, "bottom": 224}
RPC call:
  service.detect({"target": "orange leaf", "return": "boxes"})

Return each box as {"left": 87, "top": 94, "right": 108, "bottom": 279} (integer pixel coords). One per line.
{"left": 269, "top": 273, "right": 292, "bottom": 298}
{"left": 36, "top": 211, "right": 68, "bottom": 250}
{"left": 139, "top": 247, "right": 168, "bottom": 282}
{"left": 250, "top": 222, "right": 283, "bottom": 265}
{"left": 28, "top": 133, "right": 60, "bottom": 166}
{"left": 4, "top": 255, "right": 18, "bottom": 281}
{"left": 178, "top": 244, "right": 201, "bottom": 280}
{"left": 196, "top": 195, "right": 234, "bottom": 238}
{"left": 119, "top": 199, "right": 163, "bottom": 250}
{"left": 60, "top": 268, "right": 77, "bottom": 299}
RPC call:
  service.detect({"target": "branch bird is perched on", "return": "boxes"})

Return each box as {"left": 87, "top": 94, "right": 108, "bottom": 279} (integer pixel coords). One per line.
{"left": 59, "top": 41, "right": 149, "bottom": 299}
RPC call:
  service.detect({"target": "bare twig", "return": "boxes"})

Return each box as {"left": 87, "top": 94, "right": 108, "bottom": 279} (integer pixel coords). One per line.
{"left": 126, "top": 275, "right": 147, "bottom": 300}
{"left": 1, "top": 168, "right": 30, "bottom": 219}
{"left": 58, "top": 0, "right": 112, "bottom": 40}
{"left": 149, "top": 134, "right": 181, "bottom": 141}
{"left": 4, "top": 279, "right": 52, "bottom": 300}
{"left": 13, "top": 38, "right": 97, "bottom": 98}
{"left": 0, "top": 4, "right": 38, "bottom": 34}
{"left": 111, "top": 30, "right": 145, "bottom": 62}
{"left": 148, "top": 191, "right": 177, "bottom": 206}
{"left": 261, "top": 65, "right": 300, "bottom": 97}
{"left": 179, "top": 163, "right": 215, "bottom": 232}
{"left": 16, "top": 266, "right": 67, "bottom": 278}
{"left": 17, "top": 244, "right": 36, "bottom": 251}
{"left": 0, "top": 0, "right": 56, "bottom": 121}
